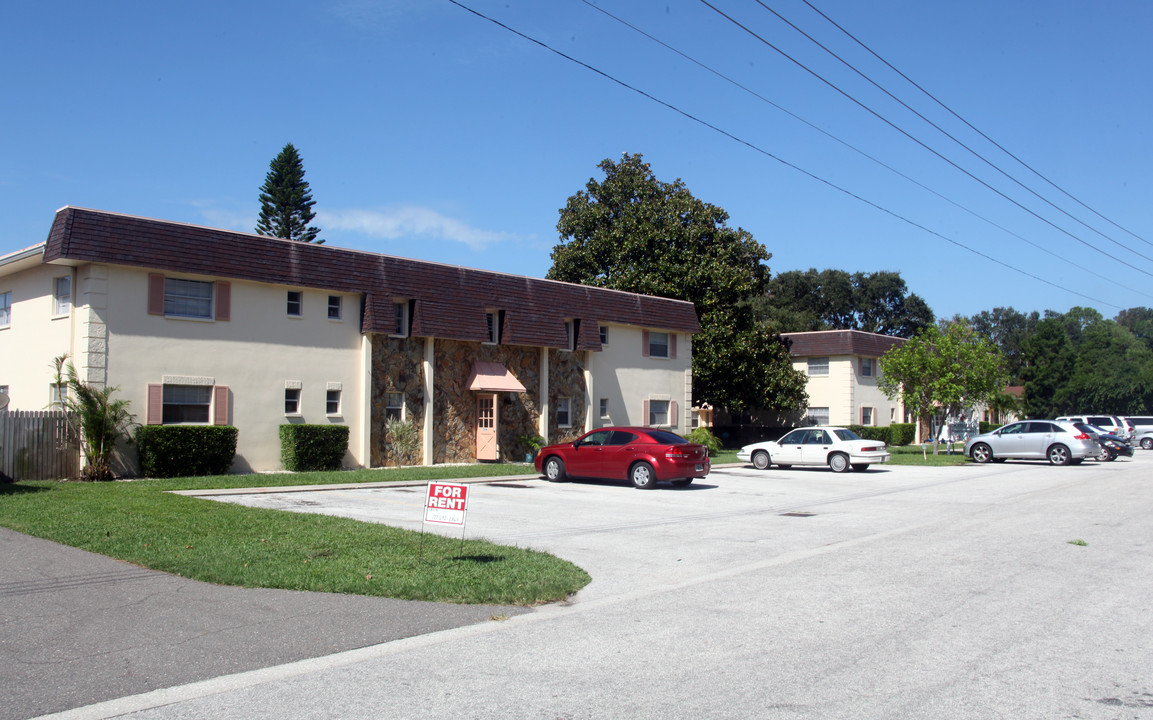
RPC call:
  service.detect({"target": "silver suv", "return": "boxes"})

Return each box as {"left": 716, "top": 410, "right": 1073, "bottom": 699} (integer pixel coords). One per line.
{"left": 964, "top": 419, "right": 1100, "bottom": 465}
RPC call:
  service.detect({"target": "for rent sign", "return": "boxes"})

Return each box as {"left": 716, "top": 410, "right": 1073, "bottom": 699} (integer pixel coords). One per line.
{"left": 424, "top": 482, "right": 469, "bottom": 526}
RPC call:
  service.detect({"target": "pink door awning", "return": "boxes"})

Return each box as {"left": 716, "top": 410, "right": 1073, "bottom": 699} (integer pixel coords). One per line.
{"left": 466, "top": 361, "right": 527, "bottom": 393}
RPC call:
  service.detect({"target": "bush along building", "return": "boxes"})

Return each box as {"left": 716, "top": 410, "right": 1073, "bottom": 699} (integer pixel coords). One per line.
{"left": 0, "top": 207, "right": 700, "bottom": 474}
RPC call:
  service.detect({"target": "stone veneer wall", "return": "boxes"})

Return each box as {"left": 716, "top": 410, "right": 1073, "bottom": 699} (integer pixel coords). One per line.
{"left": 370, "top": 335, "right": 427, "bottom": 467}
{"left": 548, "top": 349, "right": 588, "bottom": 442}
{"left": 433, "top": 341, "right": 543, "bottom": 464}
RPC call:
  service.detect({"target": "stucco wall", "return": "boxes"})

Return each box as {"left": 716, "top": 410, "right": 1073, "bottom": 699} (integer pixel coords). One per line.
{"left": 0, "top": 263, "right": 75, "bottom": 409}
{"left": 795, "top": 354, "right": 903, "bottom": 427}
{"left": 587, "top": 324, "right": 693, "bottom": 431}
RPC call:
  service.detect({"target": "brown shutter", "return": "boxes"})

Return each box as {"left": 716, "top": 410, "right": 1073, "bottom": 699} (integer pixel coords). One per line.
{"left": 643, "top": 399, "right": 650, "bottom": 426}
{"left": 148, "top": 274, "right": 165, "bottom": 315}
{"left": 146, "top": 384, "right": 163, "bottom": 424}
{"left": 213, "top": 386, "right": 230, "bottom": 425}
{"left": 215, "top": 282, "right": 231, "bottom": 322}
{"left": 670, "top": 334, "right": 678, "bottom": 359}
{"left": 671, "top": 401, "right": 679, "bottom": 427}
{"left": 641, "top": 330, "right": 650, "bottom": 357}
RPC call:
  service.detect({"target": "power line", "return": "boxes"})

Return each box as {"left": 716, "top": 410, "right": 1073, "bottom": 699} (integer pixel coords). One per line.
{"left": 447, "top": 0, "right": 1122, "bottom": 310}
{"left": 576, "top": 0, "right": 1151, "bottom": 300}
{"left": 748, "top": 0, "right": 1153, "bottom": 262}
{"left": 799, "top": 0, "right": 1153, "bottom": 250}
{"left": 695, "top": 0, "right": 1153, "bottom": 280}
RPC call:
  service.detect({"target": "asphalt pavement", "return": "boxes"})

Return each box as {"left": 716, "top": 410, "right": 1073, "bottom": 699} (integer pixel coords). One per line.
{"left": 6, "top": 454, "right": 1153, "bottom": 719}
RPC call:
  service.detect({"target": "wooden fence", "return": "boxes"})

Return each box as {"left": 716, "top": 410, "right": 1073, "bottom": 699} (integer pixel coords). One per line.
{"left": 0, "top": 410, "right": 80, "bottom": 481}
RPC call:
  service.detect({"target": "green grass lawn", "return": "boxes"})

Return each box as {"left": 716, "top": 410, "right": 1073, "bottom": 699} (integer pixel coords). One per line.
{"left": 0, "top": 464, "right": 587, "bottom": 606}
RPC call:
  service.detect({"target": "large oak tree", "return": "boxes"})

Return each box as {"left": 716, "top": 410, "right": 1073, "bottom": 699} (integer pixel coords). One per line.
{"left": 548, "top": 153, "right": 807, "bottom": 413}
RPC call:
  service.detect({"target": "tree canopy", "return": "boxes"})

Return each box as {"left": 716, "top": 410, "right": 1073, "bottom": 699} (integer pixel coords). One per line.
{"left": 752, "top": 268, "right": 934, "bottom": 337}
{"left": 256, "top": 142, "right": 323, "bottom": 243}
{"left": 548, "top": 153, "right": 807, "bottom": 413}
{"left": 878, "top": 321, "right": 1006, "bottom": 450}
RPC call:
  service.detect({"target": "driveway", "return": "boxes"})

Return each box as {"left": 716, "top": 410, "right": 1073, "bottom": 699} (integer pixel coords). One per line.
{"left": 15, "top": 454, "right": 1153, "bottom": 719}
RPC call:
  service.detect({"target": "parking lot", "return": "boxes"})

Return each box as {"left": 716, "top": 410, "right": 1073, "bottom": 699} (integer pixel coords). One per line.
{"left": 112, "top": 453, "right": 1153, "bottom": 719}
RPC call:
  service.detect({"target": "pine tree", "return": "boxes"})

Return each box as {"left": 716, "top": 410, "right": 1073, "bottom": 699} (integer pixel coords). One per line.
{"left": 255, "top": 143, "right": 323, "bottom": 243}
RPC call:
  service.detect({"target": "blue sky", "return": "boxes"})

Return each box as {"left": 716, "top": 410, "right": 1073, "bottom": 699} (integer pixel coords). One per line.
{"left": 3, "top": 1, "right": 1150, "bottom": 322}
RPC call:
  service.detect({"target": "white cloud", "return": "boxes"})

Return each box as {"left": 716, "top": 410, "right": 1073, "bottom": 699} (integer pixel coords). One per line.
{"left": 319, "top": 207, "right": 514, "bottom": 251}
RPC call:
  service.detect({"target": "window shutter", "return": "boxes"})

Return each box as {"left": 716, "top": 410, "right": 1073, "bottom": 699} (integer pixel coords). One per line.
{"left": 671, "top": 401, "right": 679, "bottom": 427}
{"left": 146, "top": 384, "right": 163, "bottom": 424}
{"left": 213, "top": 386, "right": 230, "bottom": 425}
{"left": 641, "top": 330, "right": 650, "bottom": 357}
{"left": 215, "top": 282, "right": 231, "bottom": 322}
{"left": 669, "top": 334, "right": 678, "bottom": 359}
{"left": 643, "top": 399, "right": 650, "bottom": 426}
{"left": 148, "top": 274, "right": 165, "bottom": 316}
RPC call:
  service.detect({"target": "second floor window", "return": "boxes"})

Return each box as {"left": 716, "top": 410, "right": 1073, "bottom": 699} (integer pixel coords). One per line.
{"left": 648, "top": 332, "right": 669, "bottom": 358}
{"left": 808, "top": 357, "right": 829, "bottom": 376}
{"left": 287, "top": 291, "right": 303, "bottom": 317}
{"left": 328, "top": 296, "right": 342, "bottom": 320}
{"left": 0, "top": 291, "right": 10, "bottom": 328}
{"left": 165, "top": 279, "right": 214, "bottom": 319}
{"left": 54, "top": 276, "right": 72, "bottom": 316}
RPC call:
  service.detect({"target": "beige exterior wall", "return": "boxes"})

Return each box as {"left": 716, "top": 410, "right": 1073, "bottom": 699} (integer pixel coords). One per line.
{"left": 89, "top": 265, "right": 366, "bottom": 472}
{"left": 587, "top": 324, "right": 693, "bottom": 432}
{"left": 0, "top": 261, "right": 76, "bottom": 409}
{"left": 795, "top": 354, "right": 903, "bottom": 427}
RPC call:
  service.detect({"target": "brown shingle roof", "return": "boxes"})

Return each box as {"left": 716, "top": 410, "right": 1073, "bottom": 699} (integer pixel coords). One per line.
{"left": 43, "top": 207, "right": 700, "bottom": 347}
{"left": 782, "top": 330, "right": 906, "bottom": 358}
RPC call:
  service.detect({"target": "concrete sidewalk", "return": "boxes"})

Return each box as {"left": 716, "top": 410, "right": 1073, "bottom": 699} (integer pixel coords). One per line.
{"left": 0, "top": 527, "right": 527, "bottom": 720}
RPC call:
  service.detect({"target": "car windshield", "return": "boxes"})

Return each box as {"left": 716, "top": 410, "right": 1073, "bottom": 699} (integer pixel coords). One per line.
{"left": 646, "top": 429, "right": 688, "bottom": 444}
{"left": 833, "top": 429, "right": 861, "bottom": 441}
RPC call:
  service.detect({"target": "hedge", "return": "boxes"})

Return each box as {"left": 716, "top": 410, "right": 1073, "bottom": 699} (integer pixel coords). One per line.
{"left": 279, "top": 424, "right": 349, "bottom": 472}
{"left": 845, "top": 423, "right": 916, "bottom": 447}
{"left": 135, "top": 425, "right": 239, "bottom": 478}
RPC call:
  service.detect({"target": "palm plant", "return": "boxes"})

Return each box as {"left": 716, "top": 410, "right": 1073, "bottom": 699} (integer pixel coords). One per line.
{"left": 52, "top": 356, "right": 136, "bottom": 481}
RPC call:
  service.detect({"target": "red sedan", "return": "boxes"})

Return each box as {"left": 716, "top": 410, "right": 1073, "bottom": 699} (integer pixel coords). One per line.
{"left": 534, "top": 426, "right": 711, "bottom": 489}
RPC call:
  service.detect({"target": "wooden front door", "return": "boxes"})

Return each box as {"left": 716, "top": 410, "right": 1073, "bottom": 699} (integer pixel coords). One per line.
{"left": 476, "top": 394, "right": 498, "bottom": 460}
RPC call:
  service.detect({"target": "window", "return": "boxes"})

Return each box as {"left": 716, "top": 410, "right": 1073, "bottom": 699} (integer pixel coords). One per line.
{"left": 54, "top": 276, "right": 72, "bottom": 316}
{"left": 599, "top": 326, "right": 608, "bottom": 345}
{"left": 807, "top": 357, "right": 829, "bottom": 376}
{"left": 165, "top": 278, "right": 214, "bottom": 319}
{"left": 648, "top": 400, "right": 670, "bottom": 426}
{"left": 485, "top": 311, "right": 500, "bottom": 344}
{"left": 861, "top": 407, "right": 874, "bottom": 426}
{"left": 557, "top": 397, "right": 571, "bottom": 427}
{"left": 805, "top": 407, "right": 830, "bottom": 426}
{"left": 393, "top": 302, "right": 409, "bottom": 336}
{"left": 326, "top": 389, "right": 341, "bottom": 415}
{"left": 564, "top": 320, "right": 575, "bottom": 350}
{"left": 0, "top": 291, "right": 9, "bottom": 328}
{"left": 50, "top": 383, "right": 68, "bottom": 410}
{"left": 861, "top": 358, "right": 873, "bottom": 377}
{"left": 599, "top": 398, "right": 609, "bottom": 419}
{"left": 327, "top": 296, "right": 342, "bottom": 320}
{"left": 162, "top": 385, "right": 211, "bottom": 423}
{"left": 287, "top": 291, "right": 303, "bottom": 317}
{"left": 648, "top": 332, "right": 669, "bottom": 359}
{"left": 385, "top": 392, "right": 404, "bottom": 421}
{"left": 285, "top": 387, "right": 301, "bottom": 415}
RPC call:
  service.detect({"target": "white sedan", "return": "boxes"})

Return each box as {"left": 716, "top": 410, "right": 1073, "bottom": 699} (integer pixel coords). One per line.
{"left": 737, "top": 426, "right": 891, "bottom": 473}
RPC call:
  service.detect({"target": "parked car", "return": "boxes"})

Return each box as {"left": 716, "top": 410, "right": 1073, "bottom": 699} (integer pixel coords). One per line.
{"left": 534, "top": 426, "right": 710, "bottom": 489}
{"left": 737, "top": 426, "right": 890, "bottom": 473}
{"left": 1055, "top": 415, "right": 1127, "bottom": 439}
{"left": 1071, "top": 423, "right": 1134, "bottom": 461}
{"left": 1120, "top": 416, "right": 1153, "bottom": 449}
{"left": 964, "top": 420, "right": 1099, "bottom": 465}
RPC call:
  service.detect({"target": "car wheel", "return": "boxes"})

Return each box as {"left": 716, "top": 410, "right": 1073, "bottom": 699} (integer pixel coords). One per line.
{"left": 828, "top": 453, "right": 850, "bottom": 473}
{"left": 751, "top": 450, "right": 771, "bottom": 470}
{"left": 630, "top": 462, "right": 657, "bottom": 489}
{"left": 851, "top": 464, "right": 870, "bottom": 472}
{"left": 671, "top": 478, "right": 693, "bottom": 487}
{"left": 1047, "top": 444, "right": 1072, "bottom": 466}
{"left": 543, "top": 456, "right": 566, "bottom": 482}
{"left": 970, "top": 443, "right": 993, "bottom": 463}
{"left": 1101, "top": 448, "right": 1117, "bottom": 462}
{"left": 1142, "top": 437, "right": 1152, "bottom": 450}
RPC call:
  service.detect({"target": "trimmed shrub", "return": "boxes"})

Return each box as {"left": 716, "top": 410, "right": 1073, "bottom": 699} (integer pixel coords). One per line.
{"left": 687, "top": 427, "right": 724, "bottom": 457}
{"left": 888, "top": 423, "right": 916, "bottom": 446}
{"left": 979, "top": 421, "right": 1001, "bottom": 435}
{"left": 279, "top": 424, "right": 349, "bottom": 472}
{"left": 136, "top": 426, "right": 238, "bottom": 478}
{"left": 848, "top": 425, "right": 891, "bottom": 444}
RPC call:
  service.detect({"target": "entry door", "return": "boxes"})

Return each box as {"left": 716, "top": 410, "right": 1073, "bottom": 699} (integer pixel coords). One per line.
{"left": 476, "top": 394, "right": 498, "bottom": 460}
